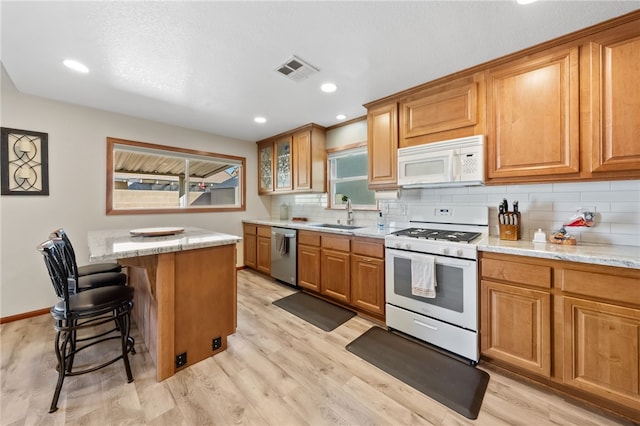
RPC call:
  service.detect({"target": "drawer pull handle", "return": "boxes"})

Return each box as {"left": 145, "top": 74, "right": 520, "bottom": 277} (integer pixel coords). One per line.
{"left": 413, "top": 320, "right": 438, "bottom": 331}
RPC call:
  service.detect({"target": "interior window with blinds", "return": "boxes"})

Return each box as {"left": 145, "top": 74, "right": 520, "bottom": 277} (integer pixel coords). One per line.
{"left": 328, "top": 146, "right": 376, "bottom": 209}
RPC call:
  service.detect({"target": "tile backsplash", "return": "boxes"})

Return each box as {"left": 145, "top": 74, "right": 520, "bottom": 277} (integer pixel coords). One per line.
{"left": 269, "top": 180, "right": 640, "bottom": 247}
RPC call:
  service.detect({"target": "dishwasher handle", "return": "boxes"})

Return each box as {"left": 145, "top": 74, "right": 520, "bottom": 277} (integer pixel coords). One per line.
{"left": 272, "top": 231, "right": 296, "bottom": 239}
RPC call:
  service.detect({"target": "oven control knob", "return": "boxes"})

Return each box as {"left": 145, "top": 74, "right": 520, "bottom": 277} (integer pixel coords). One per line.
{"left": 457, "top": 249, "right": 464, "bottom": 257}
{"left": 405, "top": 243, "right": 411, "bottom": 250}
{"left": 441, "top": 247, "right": 450, "bottom": 255}
{"left": 395, "top": 242, "right": 401, "bottom": 249}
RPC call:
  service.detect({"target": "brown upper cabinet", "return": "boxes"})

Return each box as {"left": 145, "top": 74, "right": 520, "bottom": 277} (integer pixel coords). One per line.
{"left": 257, "top": 140, "right": 274, "bottom": 193}
{"left": 364, "top": 11, "right": 640, "bottom": 187}
{"left": 366, "top": 102, "right": 398, "bottom": 189}
{"left": 399, "top": 74, "right": 485, "bottom": 148}
{"left": 585, "top": 19, "right": 640, "bottom": 176}
{"left": 257, "top": 124, "right": 326, "bottom": 195}
{"left": 486, "top": 45, "right": 581, "bottom": 181}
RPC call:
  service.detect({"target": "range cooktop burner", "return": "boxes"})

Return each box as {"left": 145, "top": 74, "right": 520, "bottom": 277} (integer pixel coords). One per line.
{"left": 391, "top": 228, "right": 482, "bottom": 243}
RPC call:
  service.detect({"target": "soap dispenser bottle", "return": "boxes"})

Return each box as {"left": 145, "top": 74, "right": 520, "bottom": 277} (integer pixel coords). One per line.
{"left": 377, "top": 211, "right": 385, "bottom": 231}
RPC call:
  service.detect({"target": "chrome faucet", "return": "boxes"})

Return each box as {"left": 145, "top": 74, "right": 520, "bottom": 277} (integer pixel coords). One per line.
{"left": 346, "top": 199, "right": 354, "bottom": 225}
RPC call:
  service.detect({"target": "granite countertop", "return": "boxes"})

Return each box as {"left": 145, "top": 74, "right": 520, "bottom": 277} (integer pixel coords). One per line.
{"left": 243, "top": 219, "right": 390, "bottom": 239}
{"left": 88, "top": 227, "right": 242, "bottom": 262}
{"left": 243, "top": 219, "right": 639, "bottom": 269}
{"left": 479, "top": 236, "right": 640, "bottom": 270}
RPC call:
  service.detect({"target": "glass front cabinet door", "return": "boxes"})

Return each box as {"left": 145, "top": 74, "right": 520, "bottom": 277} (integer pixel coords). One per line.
{"left": 275, "top": 137, "right": 292, "bottom": 191}
{"left": 258, "top": 141, "right": 273, "bottom": 194}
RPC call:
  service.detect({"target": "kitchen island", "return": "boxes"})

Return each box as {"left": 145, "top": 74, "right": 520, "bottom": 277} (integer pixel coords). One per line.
{"left": 88, "top": 227, "right": 241, "bottom": 381}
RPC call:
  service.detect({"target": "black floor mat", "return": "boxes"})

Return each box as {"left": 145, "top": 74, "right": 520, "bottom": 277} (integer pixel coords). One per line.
{"left": 346, "top": 326, "right": 490, "bottom": 420}
{"left": 272, "top": 292, "right": 356, "bottom": 331}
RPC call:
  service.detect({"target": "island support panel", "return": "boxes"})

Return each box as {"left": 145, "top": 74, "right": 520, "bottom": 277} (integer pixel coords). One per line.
{"left": 121, "top": 244, "right": 237, "bottom": 381}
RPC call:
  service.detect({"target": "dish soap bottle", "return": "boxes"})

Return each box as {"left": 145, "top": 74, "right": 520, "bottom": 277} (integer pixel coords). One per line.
{"left": 377, "top": 211, "right": 385, "bottom": 231}
{"left": 279, "top": 203, "right": 288, "bottom": 220}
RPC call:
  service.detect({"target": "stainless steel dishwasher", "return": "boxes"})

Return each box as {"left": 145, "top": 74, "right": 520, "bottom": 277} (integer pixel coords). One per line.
{"left": 271, "top": 227, "right": 297, "bottom": 287}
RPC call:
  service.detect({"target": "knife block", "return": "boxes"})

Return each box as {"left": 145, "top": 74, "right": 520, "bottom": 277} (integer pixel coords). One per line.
{"left": 499, "top": 213, "right": 521, "bottom": 241}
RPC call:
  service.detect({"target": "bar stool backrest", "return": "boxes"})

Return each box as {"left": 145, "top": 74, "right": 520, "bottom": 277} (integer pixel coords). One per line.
{"left": 49, "top": 228, "right": 80, "bottom": 280}
{"left": 38, "top": 239, "right": 76, "bottom": 313}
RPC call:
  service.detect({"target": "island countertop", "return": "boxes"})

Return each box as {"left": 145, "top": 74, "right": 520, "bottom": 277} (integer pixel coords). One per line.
{"left": 88, "top": 227, "right": 242, "bottom": 262}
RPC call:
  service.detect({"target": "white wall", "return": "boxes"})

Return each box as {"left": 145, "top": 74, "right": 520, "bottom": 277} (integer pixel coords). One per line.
{"left": 0, "top": 66, "right": 270, "bottom": 318}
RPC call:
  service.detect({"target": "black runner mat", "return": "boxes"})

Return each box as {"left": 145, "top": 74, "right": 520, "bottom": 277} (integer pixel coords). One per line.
{"left": 346, "top": 326, "right": 490, "bottom": 420}
{"left": 272, "top": 292, "right": 356, "bottom": 331}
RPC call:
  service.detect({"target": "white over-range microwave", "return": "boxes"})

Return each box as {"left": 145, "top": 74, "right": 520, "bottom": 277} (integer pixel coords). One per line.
{"left": 397, "top": 135, "right": 484, "bottom": 188}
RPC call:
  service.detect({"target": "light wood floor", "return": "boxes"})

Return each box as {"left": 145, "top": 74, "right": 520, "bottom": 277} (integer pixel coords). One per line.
{"left": 1, "top": 269, "right": 636, "bottom": 426}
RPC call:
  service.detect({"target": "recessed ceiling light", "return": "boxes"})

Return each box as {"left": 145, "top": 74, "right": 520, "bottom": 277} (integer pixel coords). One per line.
{"left": 516, "top": 0, "right": 538, "bottom": 4}
{"left": 254, "top": 116, "right": 267, "bottom": 124}
{"left": 321, "top": 83, "right": 337, "bottom": 93}
{"left": 336, "top": 114, "right": 346, "bottom": 120}
{"left": 63, "top": 59, "right": 89, "bottom": 73}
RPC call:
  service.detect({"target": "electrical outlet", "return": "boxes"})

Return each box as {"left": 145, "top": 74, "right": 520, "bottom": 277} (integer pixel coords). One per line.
{"left": 176, "top": 352, "right": 187, "bottom": 368}
{"left": 212, "top": 337, "right": 222, "bottom": 351}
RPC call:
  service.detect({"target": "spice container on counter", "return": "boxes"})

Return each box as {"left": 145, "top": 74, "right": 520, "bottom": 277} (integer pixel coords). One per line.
{"left": 533, "top": 229, "right": 547, "bottom": 243}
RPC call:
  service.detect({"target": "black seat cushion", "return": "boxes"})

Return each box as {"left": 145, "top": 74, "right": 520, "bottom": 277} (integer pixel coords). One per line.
{"left": 51, "top": 285, "right": 135, "bottom": 319}
{"left": 78, "top": 263, "right": 121, "bottom": 276}
{"left": 78, "top": 272, "right": 127, "bottom": 291}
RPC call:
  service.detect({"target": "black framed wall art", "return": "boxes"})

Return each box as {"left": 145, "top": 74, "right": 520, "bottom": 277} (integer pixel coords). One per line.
{"left": 1, "top": 127, "right": 49, "bottom": 195}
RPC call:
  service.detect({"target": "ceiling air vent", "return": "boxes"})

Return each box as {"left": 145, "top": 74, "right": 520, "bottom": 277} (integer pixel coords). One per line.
{"left": 275, "top": 55, "right": 319, "bottom": 82}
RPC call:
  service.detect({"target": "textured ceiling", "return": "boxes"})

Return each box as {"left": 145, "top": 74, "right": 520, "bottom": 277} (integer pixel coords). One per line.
{"left": 1, "top": 1, "right": 638, "bottom": 143}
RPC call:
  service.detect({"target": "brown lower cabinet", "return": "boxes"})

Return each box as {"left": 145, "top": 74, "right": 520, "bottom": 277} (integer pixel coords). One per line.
{"left": 243, "top": 223, "right": 271, "bottom": 275}
{"left": 320, "top": 234, "right": 351, "bottom": 304}
{"left": 480, "top": 252, "right": 640, "bottom": 421}
{"left": 351, "top": 238, "right": 385, "bottom": 317}
{"left": 297, "top": 230, "right": 321, "bottom": 292}
{"left": 298, "top": 230, "right": 385, "bottom": 321}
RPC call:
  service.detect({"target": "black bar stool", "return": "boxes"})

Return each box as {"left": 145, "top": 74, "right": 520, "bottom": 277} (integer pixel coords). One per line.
{"left": 38, "top": 239, "right": 135, "bottom": 413}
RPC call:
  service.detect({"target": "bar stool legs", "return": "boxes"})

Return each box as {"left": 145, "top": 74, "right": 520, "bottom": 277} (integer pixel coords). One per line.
{"left": 48, "top": 303, "right": 135, "bottom": 413}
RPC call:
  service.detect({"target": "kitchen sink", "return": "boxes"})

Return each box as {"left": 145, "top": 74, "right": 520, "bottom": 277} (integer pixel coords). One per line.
{"left": 310, "top": 223, "right": 364, "bottom": 230}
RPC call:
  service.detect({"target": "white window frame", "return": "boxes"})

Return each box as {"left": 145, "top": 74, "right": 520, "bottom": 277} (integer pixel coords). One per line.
{"left": 327, "top": 145, "right": 377, "bottom": 210}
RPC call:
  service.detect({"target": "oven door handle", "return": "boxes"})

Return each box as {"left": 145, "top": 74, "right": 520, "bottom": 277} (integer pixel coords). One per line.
{"left": 413, "top": 319, "right": 438, "bottom": 331}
